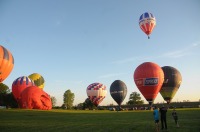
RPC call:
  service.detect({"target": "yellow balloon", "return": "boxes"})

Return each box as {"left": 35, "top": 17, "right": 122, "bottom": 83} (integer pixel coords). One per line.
{"left": 28, "top": 73, "right": 45, "bottom": 89}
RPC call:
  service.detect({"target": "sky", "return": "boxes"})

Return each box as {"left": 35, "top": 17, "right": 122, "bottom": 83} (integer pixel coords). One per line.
{"left": 0, "top": 0, "right": 200, "bottom": 106}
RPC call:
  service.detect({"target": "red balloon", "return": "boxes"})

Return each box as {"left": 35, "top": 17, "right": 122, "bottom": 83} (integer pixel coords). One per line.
{"left": 21, "top": 86, "right": 52, "bottom": 110}
{"left": 134, "top": 62, "right": 164, "bottom": 105}
{"left": 12, "top": 76, "right": 35, "bottom": 107}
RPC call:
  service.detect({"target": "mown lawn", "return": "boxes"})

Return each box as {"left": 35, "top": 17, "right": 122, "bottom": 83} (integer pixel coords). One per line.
{"left": 0, "top": 108, "right": 200, "bottom": 132}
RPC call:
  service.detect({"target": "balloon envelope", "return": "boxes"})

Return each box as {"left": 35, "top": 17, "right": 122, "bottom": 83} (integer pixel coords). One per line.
{"left": 0, "top": 45, "right": 14, "bottom": 82}
{"left": 86, "top": 83, "right": 107, "bottom": 106}
{"left": 134, "top": 62, "right": 164, "bottom": 105}
{"left": 21, "top": 86, "right": 52, "bottom": 110}
{"left": 12, "top": 76, "right": 35, "bottom": 106}
{"left": 160, "top": 66, "right": 182, "bottom": 104}
{"left": 110, "top": 80, "right": 127, "bottom": 107}
{"left": 139, "top": 12, "right": 156, "bottom": 38}
{"left": 28, "top": 73, "right": 45, "bottom": 89}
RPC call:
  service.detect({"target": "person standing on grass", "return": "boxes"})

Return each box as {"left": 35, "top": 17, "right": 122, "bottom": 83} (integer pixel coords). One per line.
{"left": 153, "top": 106, "right": 159, "bottom": 132}
{"left": 159, "top": 105, "right": 167, "bottom": 130}
{"left": 172, "top": 108, "right": 179, "bottom": 127}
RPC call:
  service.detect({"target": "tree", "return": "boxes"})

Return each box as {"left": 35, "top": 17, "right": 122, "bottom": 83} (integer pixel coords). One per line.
{"left": 127, "top": 91, "right": 144, "bottom": 105}
{"left": 83, "top": 98, "right": 96, "bottom": 110}
{"left": 51, "top": 96, "right": 57, "bottom": 107}
{"left": 0, "top": 83, "right": 10, "bottom": 94}
{"left": 63, "top": 89, "right": 75, "bottom": 109}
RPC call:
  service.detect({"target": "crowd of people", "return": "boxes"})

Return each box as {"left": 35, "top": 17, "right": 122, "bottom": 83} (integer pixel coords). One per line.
{"left": 153, "top": 105, "right": 179, "bottom": 131}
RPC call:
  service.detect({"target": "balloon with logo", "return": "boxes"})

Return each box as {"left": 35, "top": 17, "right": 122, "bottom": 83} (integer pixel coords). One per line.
{"left": 134, "top": 62, "right": 164, "bottom": 105}
{"left": 28, "top": 73, "right": 45, "bottom": 89}
{"left": 139, "top": 12, "right": 156, "bottom": 39}
{"left": 0, "top": 45, "right": 14, "bottom": 82}
{"left": 86, "top": 83, "right": 107, "bottom": 106}
{"left": 12, "top": 76, "right": 35, "bottom": 107}
{"left": 160, "top": 66, "right": 182, "bottom": 104}
{"left": 21, "top": 86, "right": 52, "bottom": 110}
{"left": 110, "top": 80, "right": 127, "bottom": 108}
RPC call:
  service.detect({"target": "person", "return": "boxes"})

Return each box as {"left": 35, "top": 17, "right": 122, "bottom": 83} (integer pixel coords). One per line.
{"left": 172, "top": 108, "right": 179, "bottom": 127}
{"left": 159, "top": 105, "right": 167, "bottom": 130}
{"left": 153, "top": 106, "right": 159, "bottom": 132}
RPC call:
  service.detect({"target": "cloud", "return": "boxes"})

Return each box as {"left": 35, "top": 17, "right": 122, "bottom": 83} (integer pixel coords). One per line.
{"left": 111, "top": 41, "right": 199, "bottom": 64}
{"left": 111, "top": 56, "right": 153, "bottom": 64}
{"left": 98, "top": 73, "right": 126, "bottom": 79}
{"left": 54, "top": 80, "right": 83, "bottom": 84}
{"left": 192, "top": 41, "right": 200, "bottom": 47}
{"left": 162, "top": 50, "right": 189, "bottom": 58}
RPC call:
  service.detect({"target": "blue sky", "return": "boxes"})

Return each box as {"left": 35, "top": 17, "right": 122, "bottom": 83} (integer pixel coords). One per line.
{"left": 1, "top": 0, "right": 200, "bottom": 106}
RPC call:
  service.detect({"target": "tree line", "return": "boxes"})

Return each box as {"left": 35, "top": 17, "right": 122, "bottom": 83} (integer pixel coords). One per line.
{"left": 0, "top": 83, "right": 144, "bottom": 109}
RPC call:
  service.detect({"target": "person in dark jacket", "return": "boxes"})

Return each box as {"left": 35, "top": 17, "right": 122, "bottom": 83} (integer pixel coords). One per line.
{"left": 172, "top": 108, "right": 179, "bottom": 127}
{"left": 159, "top": 105, "right": 167, "bottom": 130}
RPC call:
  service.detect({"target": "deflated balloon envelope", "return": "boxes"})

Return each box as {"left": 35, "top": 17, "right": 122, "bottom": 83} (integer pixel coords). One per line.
{"left": 110, "top": 80, "right": 127, "bottom": 107}
{"left": 160, "top": 66, "right": 182, "bottom": 104}
{"left": 21, "top": 86, "right": 52, "bottom": 110}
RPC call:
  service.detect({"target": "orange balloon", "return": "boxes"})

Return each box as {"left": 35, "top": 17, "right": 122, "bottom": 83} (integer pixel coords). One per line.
{"left": 0, "top": 45, "right": 14, "bottom": 82}
{"left": 21, "top": 86, "right": 52, "bottom": 110}
{"left": 134, "top": 62, "right": 164, "bottom": 105}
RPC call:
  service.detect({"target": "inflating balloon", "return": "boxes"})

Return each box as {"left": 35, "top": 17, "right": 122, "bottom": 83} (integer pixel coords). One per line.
{"left": 21, "top": 86, "right": 52, "bottom": 110}
{"left": 110, "top": 80, "right": 127, "bottom": 107}
{"left": 28, "top": 73, "right": 45, "bottom": 89}
{"left": 139, "top": 12, "right": 156, "bottom": 39}
{"left": 160, "top": 66, "right": 182, "bottom": 104}
{"left": 12, "top": 76, "right": 35, "bottom": 107}
{"left": 86, "top": 83, "right": 107, "bottom": 106}
{"left": 134, "top": 62, "right": 164, "bottom": 105}
{"left": 0, "top": 45, "right": 14, "bottom": 82}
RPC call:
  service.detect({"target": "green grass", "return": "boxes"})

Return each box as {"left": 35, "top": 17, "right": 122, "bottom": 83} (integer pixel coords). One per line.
{"left": 0, "top": 108, "right": 200, "bottom": 132}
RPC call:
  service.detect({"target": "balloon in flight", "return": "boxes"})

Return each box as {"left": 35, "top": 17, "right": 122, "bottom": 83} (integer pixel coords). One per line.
{"left": 0, "top": 45, "right": 14, "bottom": 82}
{"left": 134, "top": 62, "right": 164, "bottom": 105}
{"left": 21, "top": 86, "right": 52, "bottom": 110}
{"left": 160, "top": 66, "right": 182, "bottom": 104}
{"left": 28, "top": 73, "right": 45, "bottom": 89}
{"left": 139, "top": 12, "right": 156, "bottom": 39}
{"left": 12, "top": 76, "right": 35, "bottom": 107}
{"left": 110, "top": 80, "right": 127, "bottom": 107}
{"left": 86, "top": 83, "right": 107, "bottom": 106}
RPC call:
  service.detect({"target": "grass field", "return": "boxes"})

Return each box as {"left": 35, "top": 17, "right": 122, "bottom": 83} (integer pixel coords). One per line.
{"left": 0, "top": 108, "right": 200, "bottom": 132}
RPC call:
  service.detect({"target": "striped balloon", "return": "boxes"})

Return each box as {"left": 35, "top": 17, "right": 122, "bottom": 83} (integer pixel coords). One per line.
{"left": 28, "top": 73, "right": 45, "bottom": 89}
{"left": 139, "top": 12, "right": 156, "bottom": 39}
{"left": 12, "top": 76, "right": 35, "bottom": 102}
{"left": 86, "top": 83, "right": 107, "bottom": 106}
{"left": 0, "top": 45, "right": 14, "bottom": 82}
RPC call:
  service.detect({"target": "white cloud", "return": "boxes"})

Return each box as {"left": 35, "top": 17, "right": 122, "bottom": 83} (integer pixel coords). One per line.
{"left": 98, "top": 73, "right": 126, "bottom": 79}
{"left": 111, "top": 41, "right": 199, "bottom": 64}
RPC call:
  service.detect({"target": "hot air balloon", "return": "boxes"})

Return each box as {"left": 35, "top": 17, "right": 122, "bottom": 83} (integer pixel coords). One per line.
{"left": 134, "top": 62, "right": 164, "bottom": 105}
{"left": 110, "top": 80, "right": 127, "bottom": 108}
{"left": 139, "top": 12, "right": 156, "bottom": 39}
{"left": 160, "top": 66, "right": 182, "bottom": 104}
{"left": 21, "top": 86, "right": 52, "bottom": 110}
{"left": 86, "top": 83, "right": 107, "bottom": 106}
{"left": 0, "top": 45, "right": 14, "bottom": 82}
{"left": 28, "top": 73, "right": 45, "bottom": 89}
{"left": 12, "top": 76, "right": 35, "bottom": 107}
